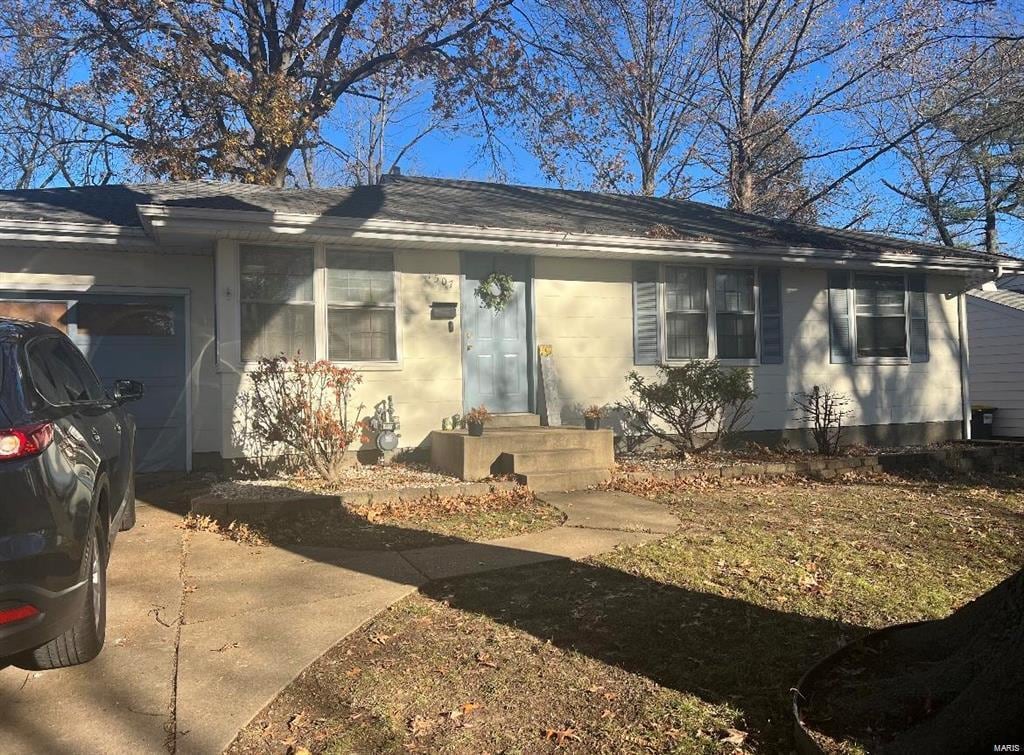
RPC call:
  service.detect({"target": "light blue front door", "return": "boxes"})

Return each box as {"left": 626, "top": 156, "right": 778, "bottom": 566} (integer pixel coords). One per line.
{"left": 461, "top": 253, "right": 531, "bottom": 413}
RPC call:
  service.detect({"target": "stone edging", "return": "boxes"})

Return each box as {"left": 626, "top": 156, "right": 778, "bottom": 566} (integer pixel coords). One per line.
{"left": 620, "top": 455, "right": 881, "bottom": 483}
{"left": 619, "top": 442, "right": 1024, "bottom": 484}
{"left": 190, "top": 480, "right": 520, "bottom": 519}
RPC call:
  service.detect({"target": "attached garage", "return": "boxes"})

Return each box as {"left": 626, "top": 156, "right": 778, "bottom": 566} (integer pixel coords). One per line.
{"left": 0, "top": 291, "right": 189, "bottom": 472}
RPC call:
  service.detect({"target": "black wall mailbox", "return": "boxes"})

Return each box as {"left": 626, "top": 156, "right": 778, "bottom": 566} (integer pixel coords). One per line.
{"left": 431, "top": 301, "right": 458, "bottom": 320}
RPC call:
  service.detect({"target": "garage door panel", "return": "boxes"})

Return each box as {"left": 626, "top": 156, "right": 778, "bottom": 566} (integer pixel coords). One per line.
{"left": 1, "top": 291, "right": 188, "bottom": 472}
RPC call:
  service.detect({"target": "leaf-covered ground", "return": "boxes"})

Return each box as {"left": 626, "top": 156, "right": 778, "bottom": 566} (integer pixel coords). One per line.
{"left": 185, "top": 486, "right": 562, "bottom": 550}
{"left": 229, "top": 472, "right": 1024, "bottom": 754}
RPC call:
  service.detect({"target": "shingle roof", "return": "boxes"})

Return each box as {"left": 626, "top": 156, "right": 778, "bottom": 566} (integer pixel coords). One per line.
{"left": 968, "top": 287, "right": 1024, "bottom": 313}
{"left": 0, "top": 174, "right": 1012, "bottom": 264}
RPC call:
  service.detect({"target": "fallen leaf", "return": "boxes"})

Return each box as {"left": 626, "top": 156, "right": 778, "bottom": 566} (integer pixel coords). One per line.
{"left": 543, "top": 727, "right": 580, "bottom": 746}
{"left": 408, "top": 715, "right": 435, "bottom": 737}
{"left": 475, "top": 652, "right": 498, "bottom": 669}
{"left": 345, "top": 667, "right": 362, "bottom": 678}
{"left": 721, "top": 727, "right": 748, "bottom": 745}
{"left": 369, "top": 633, "right": 390, "bottom": 645}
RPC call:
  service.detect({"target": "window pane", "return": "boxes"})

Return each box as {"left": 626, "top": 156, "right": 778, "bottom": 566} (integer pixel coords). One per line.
{"left": 856, "top": 315, "right": 907, "bottom": 358}
{"left": 329, "top": 307, "right": 397, "bottom": 362}
{"left": 716, "top": 270, "right": 755, "bottom": 313}
{"left": 327, "top": 250, "right": 394, "bottom": 305}
{"left": 77, "top": 302, "right": 175, "bottom": 336}
{"left": 241, "top": 302, "right": 314, "bottom": 361}
{"left": 27, "top": 337, "right": 104, "bottom": 404}
{"left": 0, "top": 300, "right": 68, "bottom": 331}
{"left": 716, "top": 313, "right": 756, "bottom": 359}
{"left": 855, "top": 274, "right": 905, "bottom": 316}
{"left": 665, "top": 267, "right": 706, "bottom": 312}
{"left": 240, "top": 246, "right": 313, "bottom": 302}
{"left": 855, "top": 274, "right": 907, "bottom": 357}
{"left": 667, "top": 312, "right": 708, "bottom": 359}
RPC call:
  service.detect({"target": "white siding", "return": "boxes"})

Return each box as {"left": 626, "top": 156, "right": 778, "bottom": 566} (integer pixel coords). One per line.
{"left": 967, "top": 295, "right": 1024, "bottom": 437}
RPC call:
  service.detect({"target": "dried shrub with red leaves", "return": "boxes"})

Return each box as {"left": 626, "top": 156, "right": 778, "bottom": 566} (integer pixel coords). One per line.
{"left": 240, "top": 356, "right": 365, "bottom": 483}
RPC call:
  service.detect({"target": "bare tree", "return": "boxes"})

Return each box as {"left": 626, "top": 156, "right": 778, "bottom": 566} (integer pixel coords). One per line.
{"left": 527, "top": 0, "right": 712, "bottom": 196}
{"left": 694, "top": 0, "right": 970, "bottom": 221}
{"left": 868, "top": 25, "right": 1023, "bottom": 252}
{"left": 0, "top": 0, "right": 522, "bottom": 187}
{"left": 298, "top": 74, "right": 445, "bottom": 187}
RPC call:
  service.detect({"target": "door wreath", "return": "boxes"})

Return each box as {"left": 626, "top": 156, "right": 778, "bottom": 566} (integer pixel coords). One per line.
{"left": 474, "top": 272, "right": 516, "bottom": 312}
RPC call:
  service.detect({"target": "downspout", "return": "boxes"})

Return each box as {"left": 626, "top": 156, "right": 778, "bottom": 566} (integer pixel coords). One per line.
{"left": 958, "top": 292, "right": 971, "bottom": 441}
{"left": 959, "top": 263, "right": 1003, "bottom": 440}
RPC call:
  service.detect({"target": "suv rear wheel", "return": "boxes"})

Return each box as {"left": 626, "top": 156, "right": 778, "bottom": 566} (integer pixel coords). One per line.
{"left": 18, "top": 518, "right": 107, "bottom": 670}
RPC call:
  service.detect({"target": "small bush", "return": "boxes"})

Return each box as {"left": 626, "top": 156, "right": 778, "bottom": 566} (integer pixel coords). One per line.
{"left": 791, "top": 386, "right": 851, "bottom": 456}
{"left": 239, "top": 356, "right": 365, "bottom": 482}
{"left": 619, "top": 361, "right": 756, "bottom": 455}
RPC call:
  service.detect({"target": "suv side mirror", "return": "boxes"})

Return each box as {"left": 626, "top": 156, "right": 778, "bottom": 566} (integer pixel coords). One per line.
{"left": 113, "top": 379, "right": 145, "bottom": 404}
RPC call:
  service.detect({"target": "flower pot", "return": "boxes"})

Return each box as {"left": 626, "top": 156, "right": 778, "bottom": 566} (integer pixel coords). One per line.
{"left": 585, "top": 417, "right": 601, "bottom": 430}
{"left": 467, "top": 421, "right": 484, "bottom": 437}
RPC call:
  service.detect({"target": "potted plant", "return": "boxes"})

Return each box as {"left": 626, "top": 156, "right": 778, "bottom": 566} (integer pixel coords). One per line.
{"left": 583, "top": 404, "right": 604, "bottom": 430}
{"left": 465, "top": 405, "right": 491, "bottom": 437}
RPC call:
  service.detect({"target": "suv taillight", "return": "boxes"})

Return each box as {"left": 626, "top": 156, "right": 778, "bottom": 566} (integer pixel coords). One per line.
{"left": 0, "top": 422, "right": 54, "bottom": 460}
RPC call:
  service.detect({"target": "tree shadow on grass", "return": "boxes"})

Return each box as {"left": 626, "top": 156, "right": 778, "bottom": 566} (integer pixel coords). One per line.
{"left": 417, "top": 557, "right": 862, "bottom": 752}
{"left": 4, "top": 475, "right": 870, "bottom": 753}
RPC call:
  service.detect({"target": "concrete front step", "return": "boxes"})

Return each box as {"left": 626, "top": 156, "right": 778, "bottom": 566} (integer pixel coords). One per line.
{"left": 430, "top": 427, "right": 614, "bottom": 485}
{"left": 496, "top": 447, "right": 596, "bottom": 474}
{"left": 487, "top": 413, "right": 542, "bottom": 428}
{"left": 514, "top": 467, "right": 613, "bottom": 492}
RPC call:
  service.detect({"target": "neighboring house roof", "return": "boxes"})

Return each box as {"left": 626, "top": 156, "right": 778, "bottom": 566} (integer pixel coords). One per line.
{"left": 0, "top": 174, "right": 1014, "bottom": 265}
{"left": 968, "top": 287, "right": 1024, "bottom": 313}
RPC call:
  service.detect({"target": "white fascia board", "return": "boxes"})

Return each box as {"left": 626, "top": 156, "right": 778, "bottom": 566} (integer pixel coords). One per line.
{"left": 136, "top": 204, "right": 1015, "bottom": 274}
{"left": 0, "top": 218, "right": 155, "bottom": 249}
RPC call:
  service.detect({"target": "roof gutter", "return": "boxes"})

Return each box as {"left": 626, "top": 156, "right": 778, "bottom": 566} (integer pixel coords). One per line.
{"left": 136, "top": 204, "right": 1021, "bottom": 274}
{"left": 0, "top": 218, "right": 155, "bottom": 249}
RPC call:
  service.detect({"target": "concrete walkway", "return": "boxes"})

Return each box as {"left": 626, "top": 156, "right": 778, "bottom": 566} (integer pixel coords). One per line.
{"left": 0, "top": 486, "right": 678, "bottom": 754}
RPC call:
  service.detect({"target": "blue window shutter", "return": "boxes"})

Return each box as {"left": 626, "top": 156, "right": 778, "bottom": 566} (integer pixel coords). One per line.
{"left": 908, "top": 273, "right": 929, "bottom": 362}
{"left": 633, "top": 262, "right": 661, "bottom": 365}
{"left": 828, "top": 270, "right": 853, "bottom": 364}
{"left": 759, "top": 268, "right": 783, "bottom": 364}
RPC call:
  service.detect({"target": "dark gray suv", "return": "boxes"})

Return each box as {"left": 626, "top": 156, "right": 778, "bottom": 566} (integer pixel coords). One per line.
{"left": 0, "top": 318, "right": 142, "bottom": 669}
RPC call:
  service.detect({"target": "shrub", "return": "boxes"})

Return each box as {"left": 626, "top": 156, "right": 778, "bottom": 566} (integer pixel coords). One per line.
{"left": 791, "top": 386, "right": 851, "bottom": 456}
{"left": 619, "top": 362, "right": 756, "bottom": 455}
{"left": 240, "top": 356, "right": 365, "bottom": 482}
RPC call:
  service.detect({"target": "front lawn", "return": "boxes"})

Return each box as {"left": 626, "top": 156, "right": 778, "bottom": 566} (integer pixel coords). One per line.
{"left": 229, "top": 472, "right": 1024, "bottom": 754}
{"left": 186, "top": 485, "right": 563, "bottom": 550}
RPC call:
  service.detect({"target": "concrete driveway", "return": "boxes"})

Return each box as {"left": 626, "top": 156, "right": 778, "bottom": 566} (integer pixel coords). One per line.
{"left": 0, "top": 486, "right": 676, "bottom": 754}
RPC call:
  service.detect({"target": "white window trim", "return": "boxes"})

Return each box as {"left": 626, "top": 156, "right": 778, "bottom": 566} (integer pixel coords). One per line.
{"left": 660, "top": 263, "right": 760, "bottom": 366}
{"left": 849, "top": 271, "right": 911, "bottom": 366}
{"left": 319, "top": 244, "right": 403, "bottom": 370}
{"left": 225, "top": 240, "right": 403, "bottom": 372}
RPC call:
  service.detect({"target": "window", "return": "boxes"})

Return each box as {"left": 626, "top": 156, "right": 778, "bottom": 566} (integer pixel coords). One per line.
{"left": 854, "top": 273, "right": 907, "bottom": 358}
{"left": 665, "top": 266, "right": 708, "bottom": 359}
{"left": 77, "top": 302, "right": 175, "bottom": 336}
{"left": 326, "top": 250, "right": 397, "bottom": 361}
{"left": 240, "top": 246, "right": 314, "bottom": 361}
{"left": 27, "top": 336, "right": 105, "bottom": 405}
{"left": 715, "top": 269, "right": 756, "bottom": 359}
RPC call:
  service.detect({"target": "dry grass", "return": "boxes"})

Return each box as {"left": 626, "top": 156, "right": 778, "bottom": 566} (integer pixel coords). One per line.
{"left": 230, "top": 471, "right": 1024, "bottom": 754}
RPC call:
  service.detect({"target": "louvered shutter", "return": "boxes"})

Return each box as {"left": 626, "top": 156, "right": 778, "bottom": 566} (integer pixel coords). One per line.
{"left": 633, "top": 262, "right": 661, "bottom": 365}
{"left": 908, "top": 273, "right": 929, "bottom": 362}
{"left": 828, "top": 270, "right": 853, "bottom": 364}
{"left": 759, "top": 268, "right": 783, "bottom": 364}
